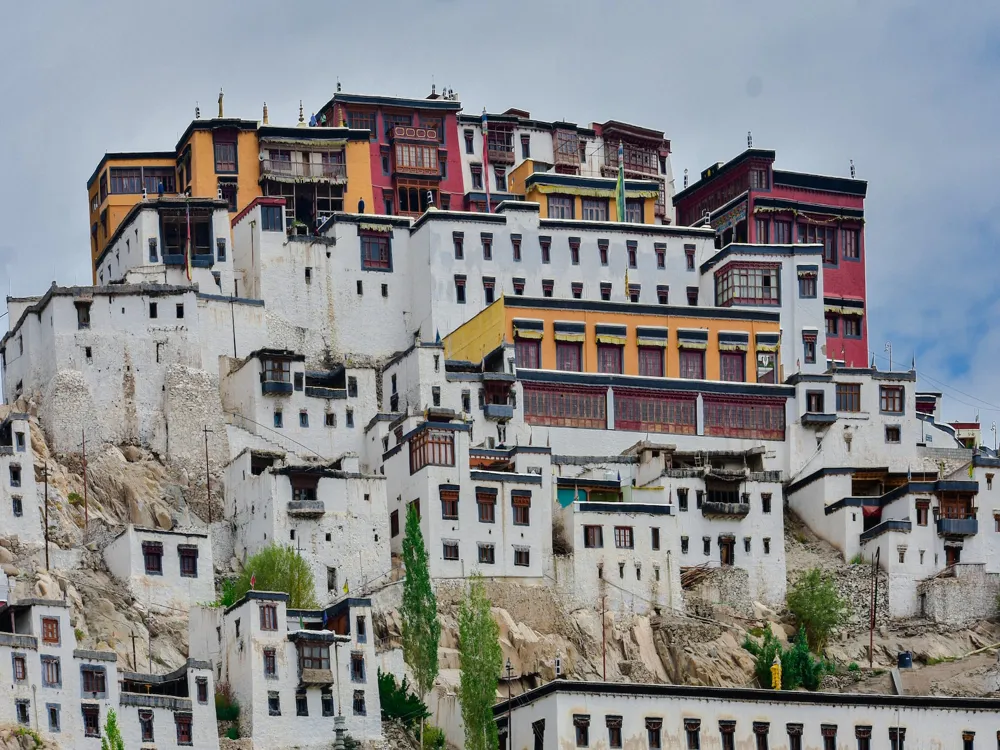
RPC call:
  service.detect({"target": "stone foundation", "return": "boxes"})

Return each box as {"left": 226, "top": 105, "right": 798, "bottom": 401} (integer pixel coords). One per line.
{"left": 916, "top": 564, "right": 1000, "bottom": 626}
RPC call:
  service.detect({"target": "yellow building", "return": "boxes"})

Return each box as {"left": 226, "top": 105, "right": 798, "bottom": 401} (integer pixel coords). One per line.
{"left": 506, "top": 160, "right": 659, "bottom": 223}
{"left": 85, "top": 100, "right": 374, "bottom": 281}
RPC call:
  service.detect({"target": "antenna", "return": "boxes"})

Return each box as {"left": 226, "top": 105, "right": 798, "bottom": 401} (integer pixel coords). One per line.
{"left": 747, "top": 131, "right": 753, "bottom": 148}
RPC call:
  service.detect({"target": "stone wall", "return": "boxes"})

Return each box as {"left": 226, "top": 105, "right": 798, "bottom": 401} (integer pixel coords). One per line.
{"left": 162, "top": 365, "right": 230, "bottom": 478}
{"left": 685, "top": 567, "right": 753, "bottom": 618}
{"left": 916, "top": 565, "right": 1000, "bottom": 627}
{"left": 434, "top": 578, "right": 570, "bottom": 636}
{"left": 831, "top": 564, "right": 890, "bottom": 629}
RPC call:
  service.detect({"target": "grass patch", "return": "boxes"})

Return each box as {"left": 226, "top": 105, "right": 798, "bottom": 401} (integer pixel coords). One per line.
{"left": 849, "top": 553, "right": 865, "bottom": 565}
{"left": 925, "top": 655, "right": 956, "bottom": 666}
{"left": 847, "top": 662, "right": 860, "bottom": 671}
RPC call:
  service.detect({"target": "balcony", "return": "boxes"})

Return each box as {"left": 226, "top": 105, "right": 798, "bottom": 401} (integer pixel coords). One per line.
{"left": 488, "top": 145, "right": 515, "bottom": 166}
{"left": 801, "top": 412, "right": 837, "bottom": 426}
{"left": 261, "top": 380, "right": 293, "bottom": 395}
{"left": 305, "top": 385, "right": 346, "bottom": 400}
{"left": 120, "top": 693, "right": 192, "bottom": 711}
{"left": 260, "top": 159, "right": 347, "bottom": 184}
{"left": 701, "top": 502, "right": 750, "bottom": 519}
{"left": 288, "top": 500, "right": 325, "bottom": 518}
{"left": 483, "top": 403, "right": 514, "bottom": 421}
{"left": 300, "top": 668, "right": 335, "bottom": 685}
{"left": 937, "top": 517, "right": 978, "bottom": 537}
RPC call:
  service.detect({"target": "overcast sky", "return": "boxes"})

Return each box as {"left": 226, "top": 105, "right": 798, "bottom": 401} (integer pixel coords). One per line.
{"left": 1, "top": 1, "right": 998, "bottom": 426}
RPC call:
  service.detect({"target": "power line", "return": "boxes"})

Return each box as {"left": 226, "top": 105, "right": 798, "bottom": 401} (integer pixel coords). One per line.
{"left": 869, "top": 351, "right": 1000, "bottom": 413}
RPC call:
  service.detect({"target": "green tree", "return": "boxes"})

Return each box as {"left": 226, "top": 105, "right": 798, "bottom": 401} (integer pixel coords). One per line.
{"left": 400, "top": 502, "right": 440, "bottom": 746}
{"left": 458, "top": 573, "right": 502, "bottom": 750}
{"left": 101, "top": 708, "right": 125, "bottom": 750}
{"left": 787, "top": 568, "right": 847, "bottom": 651}
{"left": 742, "top": 625, "right": 828, "bottom": 691}
{"left": 232, "top": 544, "right": 319, "bottom": 608}
{"left": 377, "top": 668, "right": 429, "bottom": 730}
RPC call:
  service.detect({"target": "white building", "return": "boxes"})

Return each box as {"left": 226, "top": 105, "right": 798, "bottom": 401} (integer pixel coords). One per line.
{"left": 0, "top": 411, "right": 42, "bottom": 544}
{"left": 383, "top": 416, "right": 552, "bottom": 581}
{"left": 191, "top": 591, "right": 381, "bottom": 748}
{"left": 495, "top": 679, "right": 1000, "bottom": 750}
{"left": 103, "top": 525, "right": 215, "bottom": 613}
{"left": 225, "top": 448, "right": 390, "bottom": 603}
{"left": 94, "top": 197, "right": 236, "bottom": 296}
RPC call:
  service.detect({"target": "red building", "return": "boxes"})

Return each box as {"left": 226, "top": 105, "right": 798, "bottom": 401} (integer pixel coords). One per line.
{"left": 316, "top": 90, "right": 465, "bottom": 217}
{"left": 673, "top": 149, "right": 869, "bottom": 366}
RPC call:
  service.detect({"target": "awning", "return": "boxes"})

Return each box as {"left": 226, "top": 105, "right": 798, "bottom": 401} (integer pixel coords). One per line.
{"left": 513, "top": 319, "right": 544, "bottom": 340}
{"left": 718, "top": 332, "right": 749, "bottom": 352}
{"left": 636, "top": 327, "right": 668, "bottom": 348}
{"left": 756, "top": 333, "right": 781, "bottom": 353}
{"left": 678, "top": 329, "right": 708, "bottom": 349}
{"left": 554, "top": 321, "right": 585, "bottom": 342}
{"left": 797, "top": 265, "right": 819, "bottom": 278}
{"left": 595, "top": 324, "right": 627, "bottom": 346}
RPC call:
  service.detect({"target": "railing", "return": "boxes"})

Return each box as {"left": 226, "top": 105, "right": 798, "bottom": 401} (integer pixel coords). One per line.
{"left": 487, "top": 146, "right": 515, "bottom": 166}
{"left": 120, "top": 693, "right": 192, "bottom": 711}
{"left": 483, "top": 403, "right": 514, "bottom": 420}
{"left": 260, "top": 159, "right": 347, "bottom": 182}
{"left": 288, "top": 500, "right": 326, "bottom": 517}
{"left": 860, "top": 519, "right": 912, "bottom": 542}
{"left": 701, "top": 501, "right": 750, "bottom": 518}
{"left": 261, "top": 380, "right": 293, "bottom": 395}
{"left": 936, "top": 517, "right": 978, "bottom": 536}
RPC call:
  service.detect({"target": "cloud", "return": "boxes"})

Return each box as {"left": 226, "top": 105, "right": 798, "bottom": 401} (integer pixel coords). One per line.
{"left": 1, "top": 0, "right": 998, "bottom": 420}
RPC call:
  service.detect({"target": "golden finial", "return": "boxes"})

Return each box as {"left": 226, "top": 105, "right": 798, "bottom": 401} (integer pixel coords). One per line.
{"left": 195, "top": 102, "right": 200, "bottom": 120}
{"left": 298, "top": 100, "right": 304, "bottom": 124}
{"left": 218, "top": 87, "right": 224, "bottom": 118}
{"left": 262, "top": 102, "right": 269, "bottom": 125}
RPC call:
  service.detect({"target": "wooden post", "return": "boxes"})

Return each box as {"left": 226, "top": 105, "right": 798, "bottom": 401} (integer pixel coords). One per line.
{"left": 43, "top": 464, "right": 49, "bottom": 571}
{"left": 82, "top": 430, "right": 88, "bottom": 530}
{"left": 203, "top": 426, "right": 213, "bottom": 524}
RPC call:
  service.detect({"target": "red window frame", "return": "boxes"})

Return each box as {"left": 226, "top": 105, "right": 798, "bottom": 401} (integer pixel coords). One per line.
{"left": 556, "top": 342, "right": 582, "bottom": 372}
{"left": 360, "top": 233, "right": 391, "bottom": 270}
{"left": 515, "top": 338, "right": 540, "bottom": 369}
{"left": 409, "top": 428, "right": 456, "bottom": 473}
{"left": 597, "top": 344, "right": 623, "bottom": 374}
{"left": 638, "top": 348, "right": 664, "bottom": 377}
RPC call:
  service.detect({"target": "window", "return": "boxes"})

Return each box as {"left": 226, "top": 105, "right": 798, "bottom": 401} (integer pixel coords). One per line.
{"left": 607, "top": 716, "right": 623, "bottom": 748}
{"left": 356, "top": 616, "right": 367, "bottom": 644}
{"left": 296, "top": 692, "right": 309, "bottom": 716}
{"left": 575, "top": 715, "right": 590, "bottom": 747}
{"left": 880, "top": 386, "right": 904, "bottom": 413}
{"left": 41, "top": 656, "right": 61, "bottom": 687}
{"left": 627, "top": 242, "right": 638, "bottom": 268}
{"left": 786, "top": 725, "right": 803, "bottom": 750}
{"left": 826, "top": 315, "right": 839, "bottom": 336}
{"left": 720, "top": 721, "right": 736, "bottom": 750}
{"left": 483, "top": 277, "right": 495, "bottom": 304}
{"left": 916, "top": 502, "right": 929, "bottom": 526}
{"left": 350, "top": 652, "right": 366, "bottom": 682}
{"left": 360, "top": 233, "right": 391, "bottom": 270}
{"left": 513, "top": 491, "right": 531, "bottom": 525}
{"left": 179, "top": 546, "right": 198, "bottom": 577}
{"left": 600, "top": 282, "right": 612, "bottom": 301}
{"left": 685, "top": 245, "right": 696, "bottom": 270}
{"left": 42, "top": 617, "right": 60, "bottom": 645}
{"left": 687, "top": 287, "right": 699, "bottom": 305}
{"left": 83, "top": 705, "right": 100, "bottom": 736}
{"left": 521, "top": 135, "right": 531, "bottom": 158}
{"left": 452, "top": 232, "right": 464, "bottom": 259}
{"left": 511, "top": 547, "right": 529, "bottom": 567}
{"left": 82, "top": 666, "right": 107, "bottom": 695}
{"left": 799, "top": 275, "right": 816, "bottom": 298}
{"left": 715, "top": 263, "right": 780, "bottom": 306}
{"left": 477, "top": 491, "right": 496, "bottom": 523}
{"left": 76, "top": 302, "right": 91, "bottom": 330}
{"left": 962, "top": 732, "right": 975, "bottom": 750}
{"left": 754, "top": 722, "right": 770, "bottom": 750}
{"left": 650, "top": 527, "right": 661, "bottom": 550}
{"left": 842, "top": 228, "right": 860, "bottom": 259}
{"left": 464, "top": 130, "right": 474, "bottom": 154}
{"left": 856, "top": 726, "right": 872, "bottom": 750}
{"left": 804, "top": 338, "right": 817, "bottom": 364}
{"left": 755, "top": 218, "right": 769, "bottom": 243}
{"left": 274, "top": 410, "right": 283, "bottom": 428}
{"left": 261, "top": 204, "right": 284, "bottom": 231}
{"left": 599, "top": 240, "right": 609, "bottom": 265}
{"left": 12, "top": 496, "right": 22, "bottom": 517}
{"left": 442, "top": 541, "right": 459, "bottom": 560}
{"left": 478, "top": 543, "right": 495, "bottom": 564}
{"left": 347, "top": 376, "right": 358, "bottom": 397}
{"left": 844, "top": 316, "right": 862, "bottom": 337}
{"left": 390, "top": 510, "right": 400, "bottom": 537}
{"left": 762, "top": 493, "right": 772, "bottom": 513}
{"left": 679, "top": 350, "right": 705, "bottom": 379}
{"left": 542, "top": 279, "right": 554, "bottom": 297}
{"left": 597, "top": 344, "right": 623, "bottom": 374}
{"left": 680, "top": 536, "right": 689, "bottom": 553}
{"left": 470, "top": 165, "right": 483, "bottom": 190}
{"left": 720, "top": 353, "right": 745, "bottom": 382}
{"left": 214, "top": 138, "right": 237, "bottom": 173}
{"left": 494, "top": 169, "right": 506, "bottom": 191}
{"left": 684, "top": 719, "right": 700, "bottom": 749}
{"left": 764, "top": 537, "right": 771, "bottom": 554}
{"left": 556, "top": 342, "right": 582, "bottom": 372}
{"left": 625, "top": 199, "right": 644, "bottom": 223}
{"left": 109, "top": 167, "right": 142, "bottom": 194}
{"left": 300, "top": 642, "right": 331, "bottom": 670}
{"left": 584, "top": 525, "right": 603, "bottom": 548}
{"left": 822, "top": 726, "right": 838, "bottom": 750}
{"left": 885, "top": 425, "right": 901, "bottom": 444}
{"left": 836, "top": 383, "right": 862, "bottom": 412}
{"left": 49, "top": 704, "right": 61, "bottom": 733}
{"left": 268, "top": 691, "right": 281, "bottom": 716}
{"left": 750, "top": 168, "right": 770, "bottom": 189}
{"left": 15, "top": 700, "right": 30, "bottom": 726}
{"left": 299, "top": 411, "right": 309, "bottom": 428}
{"left": 988, "top": 473, "right": 995, "bottom": 490}
{"left": 454, "top": 275, "right": 466, "bottom": 303}
{"left": 260, "top": 603, "right": 278, "bottom": 631}
{"left": 571, "top": 282, "right": 583, "bottom": 299}
{"left": 352, "top": 690, "right": 366, "bottom": 716}
{"left": 143, "top": 542, "right": 163, "bottom": 575}
{"left": 441, "top": 489, "right": 458, "bottom": 520}
{"left": 614, "top": 526, "right": 634, "bottom": 549}
{"left": 888, "top": 728, "right": 905, "bottom": 750}
{"left": 703, "top": 537, "right": 711, "bottom": 555}
{"left": 773, "top": 220, "right": 791, "bottom": 244}
{"left": 581, "top": 198, "right": 608, "bottom": 221}
{"left": 409, "top": 428, "right": 455, "bottom": 473}
{"left": 321, "top": 690, "right": 334, "bottom": 717}
{"left": 346, "top": 409, "right": 354, "bottom": 428}
{"left": 638, "top": 347, "right": 664, "bottom": 377}
{"left": 539, "top": 236, "right": 552, "bottom": 263}
{"left": 10, "top": 465, "right": 20, "bottom": 487}
{"left": 511, "top": 235, "right": 522, "bottom": 261}
{"left": 263, "top": 647, "right": 276, "bottom": 677}
{"left": 569, "top": 238, "right": 581, "bottom": 265}
{"left": 220, "top": 180, "right": 238, "bottom": 212}
{"left": 176, "top": 303, "right": 185, "bottom": 319}
{"left": 655, "top": 244, "right": 666, "bottom": 268}
{"left": 677, "top": 488, "right": 689, "bottom": 511}
{"left": 799, "top": 223, "right": 837, "bottom": 264}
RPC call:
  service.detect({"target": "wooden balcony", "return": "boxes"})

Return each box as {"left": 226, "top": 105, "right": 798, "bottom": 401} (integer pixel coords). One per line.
{"left": 260, "top": 159, "right": 347, "bottom": 184}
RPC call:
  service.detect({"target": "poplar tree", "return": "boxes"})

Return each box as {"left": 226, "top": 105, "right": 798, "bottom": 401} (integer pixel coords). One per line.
{"left": 101, "top": 708, "right": 125, "bottom": 750}
{"left": 401, "top": 502, "right": 440, "bottom": 744}
{"left": 458, "top": 573, "right": 502, "bottom": 750}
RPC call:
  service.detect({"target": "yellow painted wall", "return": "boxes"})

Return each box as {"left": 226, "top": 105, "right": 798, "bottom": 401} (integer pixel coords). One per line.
{"left": 179, "top": 129, "right": 261, "bottom": 212}
{"left": 344, "top": 140, "right": 374, "bottom": 213}
{"left": 446, "top": 299, "right": 780, "bottom": 383}
{"left": 443, "top": 297, "right": 507, "bottom": 362}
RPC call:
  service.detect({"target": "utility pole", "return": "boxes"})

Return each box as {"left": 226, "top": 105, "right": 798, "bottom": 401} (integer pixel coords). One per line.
{"left": 601, "top": 594, "right": 607, "bottom": 681}
{"left": 229, "top": 292, "right": 237, "bottom": 358}
{"left": 504, "top": 657, "right": 514, "bottom": 746}
{"left": 43, "top": 463, "right": 49, "bottom": 571}
{"left": 130, "top": 632, "right": 139, "bottom": 670}
{"left": 869, "top": 547, "right": 880, "bottom": 668}
{"left": 203, "top": 426, "right": 213, "bottom": 524}
{"left": 81, "top": 430, "right": 88, "bottom": 530}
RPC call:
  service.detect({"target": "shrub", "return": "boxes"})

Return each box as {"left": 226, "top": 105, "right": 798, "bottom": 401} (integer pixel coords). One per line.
{"left": 423, "top": 725, "right": 446, "bottom": 750}
{"left": 68, "top": 492, "right": 84, "bottom": 507}
{"left": 787, "top": 568, "right": 847, "bottom": 651}
{"left": 742, "top": 625, "right": 828, "bottom": 691}
{"left": 378, "top": 668, "right": 429, "bottom": 730}
{"left": 215, "top": 683, "right": 241, "bottom": 722}
{"left": 226, "top": 727, "right": 240, "bottom": 740}
{"left": 849, "top": 552, "right": 865, "bottom": 565}
{"left": 848, "top": 662, "right": 860, "bottom": 672}
{"left": 231, "top": 544, "right": 318, "bottom": 608}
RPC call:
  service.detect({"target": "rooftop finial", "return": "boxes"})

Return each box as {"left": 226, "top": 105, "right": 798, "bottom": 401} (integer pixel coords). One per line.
{"left": 336, "top": 77, "right": 342, "bottom": 93}
{"left": 262, "top": 102, "right": 269, "bottom": 125}
{"left": 299, "top": 100, "right": 304, "bottom": 124}
{"left": 218, "top": 87, "right": 224, "bottom": 118}
{"left": 683, "top": 168, "right": 689, "bottom": 189}
{"left": 195, "top": 102, "right": 200, "bottom": 120}
{"left": 850, "top": 159, "right": 856, "bottom": 179}
{"left": 747, "top": 130, "right": 753, "bottom": 148}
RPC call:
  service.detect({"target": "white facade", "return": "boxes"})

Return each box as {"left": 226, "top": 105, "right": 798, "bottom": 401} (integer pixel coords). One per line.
{"left": 497, "top": 679, "right": 1000, "bottom": 750}
{"left": 225, "top": 448, "right": 390, "bottom": 603}
{"left": 103, "top": 525, "right": 215, "bottom": 613}
{"left": 0, "top": 412, "right": 42, "bottom": 544}
{"left": 95, "top": 198, "right": 236, "bottom": 296}
{"left": 197, "top": 592, "right": 381, "bottom": 748}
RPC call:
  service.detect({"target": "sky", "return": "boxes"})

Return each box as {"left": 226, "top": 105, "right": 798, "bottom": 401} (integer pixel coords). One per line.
{"left": 1, "top": 0, "right": 998, "bottom": 429}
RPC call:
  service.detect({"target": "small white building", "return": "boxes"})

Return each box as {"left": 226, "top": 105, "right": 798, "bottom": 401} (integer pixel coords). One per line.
{"left": 103, "top": 525, "right": 215, "bottom": 613}
{"left": 495, "top": 679, "right": 1000, "bottom": 750}
{"left": 0, "top": 411, "right": 42, "bottom": 544}
{"left": 225, "top": 448, "right": 390, "bottom": 603}
{"left": 192, "top": 591, "right": 381, "bottom": 748}
{"left": 94, "top": 196, "right": 235, "bottom": 296}
{"left": 383, "top": 416, "right": 552, "bottom": 581}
